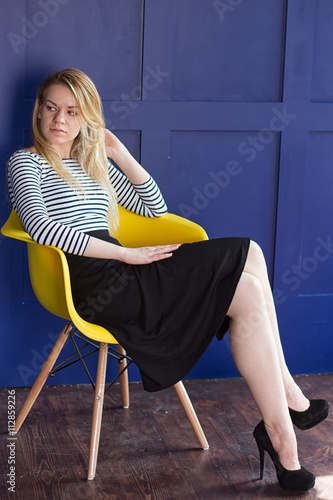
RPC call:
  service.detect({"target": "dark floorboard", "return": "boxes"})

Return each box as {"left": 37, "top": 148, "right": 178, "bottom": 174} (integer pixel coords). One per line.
{"left": 1, "top": 374, "right": 333, "bottom": 500}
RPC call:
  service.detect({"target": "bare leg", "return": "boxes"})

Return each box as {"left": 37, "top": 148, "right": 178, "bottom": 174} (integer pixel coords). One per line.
{"left": 227, "top": 263, "right": 300, "bottom": 470}
{"left": 241, "top": 241, "right": 309, "bottom": 412}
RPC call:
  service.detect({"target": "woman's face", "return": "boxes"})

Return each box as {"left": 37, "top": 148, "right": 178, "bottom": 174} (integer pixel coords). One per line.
{"left": 38, "top": 83, "right": 81, "bottom": 158}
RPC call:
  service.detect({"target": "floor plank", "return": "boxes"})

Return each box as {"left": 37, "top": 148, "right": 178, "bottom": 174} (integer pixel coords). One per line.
{"left": 1, "top": 374, "right": 332, "bottom": 499}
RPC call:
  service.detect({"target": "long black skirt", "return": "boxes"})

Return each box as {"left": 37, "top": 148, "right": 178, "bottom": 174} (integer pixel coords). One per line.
{"left": 66, "top": 232, "right": 250, "bottom": 392}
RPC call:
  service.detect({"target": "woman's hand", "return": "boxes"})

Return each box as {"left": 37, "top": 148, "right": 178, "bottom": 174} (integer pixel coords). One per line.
{"left": 84, "top": 234, "right": 179, "bottom": 263}
{"left": 121, "top": 244, "right": 181, "bottom": 265}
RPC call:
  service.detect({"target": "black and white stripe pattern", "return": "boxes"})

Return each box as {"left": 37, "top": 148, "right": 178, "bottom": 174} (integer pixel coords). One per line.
{"left": 7, "top": 150, "right": 168, "bottom": 255}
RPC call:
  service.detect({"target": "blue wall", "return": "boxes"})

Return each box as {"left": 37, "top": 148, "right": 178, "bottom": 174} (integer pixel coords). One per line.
{"left": 1, "top": 0, "right": 333, "bottom": 388}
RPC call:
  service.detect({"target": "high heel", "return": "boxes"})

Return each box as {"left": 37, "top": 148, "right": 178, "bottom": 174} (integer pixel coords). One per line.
{"left": 289, "top": 399, "right": 329, "bottom": 430}
{"left": 253, "top": 420, "right": 316, "bottom": 491}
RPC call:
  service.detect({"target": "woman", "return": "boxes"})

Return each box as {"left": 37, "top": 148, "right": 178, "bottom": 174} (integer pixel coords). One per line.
{"left": 7, "top": 68, "right": 328, "bottom": 491}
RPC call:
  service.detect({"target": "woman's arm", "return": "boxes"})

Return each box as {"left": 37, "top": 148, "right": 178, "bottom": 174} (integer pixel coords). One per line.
{"left": 83, "top": 236, "right": 180, "bottom": 264}
{"left": 8, "top": 151, "right": 178, "bottom": 263}
{"left": 104, "top": 129, "right": 150, "bottom": 184}
{"left": 105, "top": 129, "right": 168, "bottom": 217}
{"left": 8, "top": 151, "right": 90, "bottom": 255}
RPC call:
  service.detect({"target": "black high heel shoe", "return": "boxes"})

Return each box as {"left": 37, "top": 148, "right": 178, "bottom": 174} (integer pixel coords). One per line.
{"left": 253, "top": 421, "right": 316, "bottom": 492}
{"left": 289, "top": 399, "right": 329, "bottom": 430}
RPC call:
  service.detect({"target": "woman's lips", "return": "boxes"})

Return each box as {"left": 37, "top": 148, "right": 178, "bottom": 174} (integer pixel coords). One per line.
{"left": 51, "top": 128, "right": 66, "bottom": 134}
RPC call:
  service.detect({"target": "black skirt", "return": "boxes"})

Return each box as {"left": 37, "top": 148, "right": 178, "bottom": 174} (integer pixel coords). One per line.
{"left": 66, "top": 232, "right": 250, "bottom": 392}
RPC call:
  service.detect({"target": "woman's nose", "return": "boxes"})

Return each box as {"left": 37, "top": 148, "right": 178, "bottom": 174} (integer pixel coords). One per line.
{"left": 53, "top": 109, "right": 66, "bottom": 123}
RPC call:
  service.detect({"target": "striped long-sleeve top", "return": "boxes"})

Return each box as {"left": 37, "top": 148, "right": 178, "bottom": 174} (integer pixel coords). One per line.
{"left": 7, "top": 150, "right": 168, "bottom": 256}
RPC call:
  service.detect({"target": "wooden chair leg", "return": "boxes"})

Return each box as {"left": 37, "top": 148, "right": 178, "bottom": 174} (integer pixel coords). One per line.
{"left": 88, "top": 342, "right": 108, "bottom": 480}
{"left": 117, "top": 344, "right": 129, "bottom": 409}
{"left": 14, "top": 323, "right": 71, "bottom": 433}
{"left": 173, "top": 381, "right": 209, "bottom": 450}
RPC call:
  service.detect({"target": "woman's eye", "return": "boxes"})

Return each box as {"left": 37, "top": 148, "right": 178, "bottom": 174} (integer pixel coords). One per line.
{"left": 47, "top": 105, "right": 56, "bottom": 111}
{"left": 68, "top": 111, "right": 77, "bottom": 116}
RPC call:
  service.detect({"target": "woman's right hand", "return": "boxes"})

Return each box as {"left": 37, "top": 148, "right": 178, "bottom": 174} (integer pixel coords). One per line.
{"left": 121, "top": 244, "right": 181, "bottom": 265}
{"left": 84, "top": 235, "right": 180, "bottom": 263}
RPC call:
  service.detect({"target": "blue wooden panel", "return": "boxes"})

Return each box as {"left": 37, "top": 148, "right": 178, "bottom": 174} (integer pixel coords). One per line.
{"left": 312, "top": 0, "right": 333, "bottom": 102}
{"left": 141, "top": 0, "right": 173, "bottom": 101}
{"left": 169, "top": 130, "right": 280, "bottom": 274}
{"left": 282, "top": 0, "right": 316, "bottom": 102}
{"left": 276, "top": 297, "right": 333, "bottom": 375}
{"left": 25, "top": 0, "right": 144, "bottom": 100}
{"left": 301, "top": 133, "right": 333, "bottom": 293}
{"left": 274, "top": 132, "right": 333, "bottom": 297}
{"left": 0, "top": 0, "right": 27, "bottom": 172}
{"left": 0, "top": 0, "right": 28, "bottom": 308}
{"left": 172, "top": 0, "right": 286, "bottom": 102}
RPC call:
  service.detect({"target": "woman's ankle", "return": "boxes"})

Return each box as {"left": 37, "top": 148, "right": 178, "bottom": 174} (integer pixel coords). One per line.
{"left": 284, "top": 377, "right": 309, "bottom": 412}
{"left": 264, "top": 421, "right": 300, "bottom": 471}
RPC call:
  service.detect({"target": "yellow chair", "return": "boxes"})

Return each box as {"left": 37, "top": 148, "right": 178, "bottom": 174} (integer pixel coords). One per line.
{"left": 1, "top": 206, "right": 209, "bottom": 480}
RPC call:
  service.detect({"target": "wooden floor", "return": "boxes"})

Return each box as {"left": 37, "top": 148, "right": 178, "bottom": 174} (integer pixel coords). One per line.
{"left": 1, "top": 374, "right": 332, "bottom": 500}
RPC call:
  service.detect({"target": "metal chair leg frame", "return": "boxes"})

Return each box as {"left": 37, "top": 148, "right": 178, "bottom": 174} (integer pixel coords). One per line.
{"left": 14, "top": 324, "right": 72, "bottom": 433}
{"left": 88, "top": 342, "right": 108, "bottom": 480}
{"left": 173, "top": 381, "right": 209, "bottom": 450}
{"left": 68, "top": 333, "right": 97, "bottom": 389}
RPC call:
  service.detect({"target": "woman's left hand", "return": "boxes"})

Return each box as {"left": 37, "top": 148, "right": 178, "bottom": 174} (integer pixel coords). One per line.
{"left": 121, "top": 244, "right": 181, "bottom": 265}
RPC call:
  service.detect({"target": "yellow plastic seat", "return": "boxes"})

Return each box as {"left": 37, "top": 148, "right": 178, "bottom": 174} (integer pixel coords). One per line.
{"left": 1, "top": 206, "right": 209, "bottom": 479}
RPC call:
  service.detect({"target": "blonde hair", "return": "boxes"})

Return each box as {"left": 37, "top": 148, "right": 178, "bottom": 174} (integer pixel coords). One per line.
{"left": 32, "top": 68, "right": 119, "bottom": 235}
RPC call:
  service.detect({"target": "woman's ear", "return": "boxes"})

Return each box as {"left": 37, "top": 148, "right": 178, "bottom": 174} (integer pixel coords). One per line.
{"left": 37, "top": 105, "right": 42, "bottom": 119}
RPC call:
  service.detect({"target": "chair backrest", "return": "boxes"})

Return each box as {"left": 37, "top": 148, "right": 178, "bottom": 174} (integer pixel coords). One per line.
{"left": 1, "top": 208, "right": 208, "bottom": 342}
{"left": 1, "top": 210, "right": 72, "bottom": 319}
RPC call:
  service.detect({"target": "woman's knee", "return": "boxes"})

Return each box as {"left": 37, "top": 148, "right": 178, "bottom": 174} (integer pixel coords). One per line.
{"left": 245, "top": 240, "right": 268, "bottom": 275}
{"left": 249, "top": 239, "right": 265, "bottom": 262}
{"left": 228, "top": 271, "right": 265, "bottom": 318}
